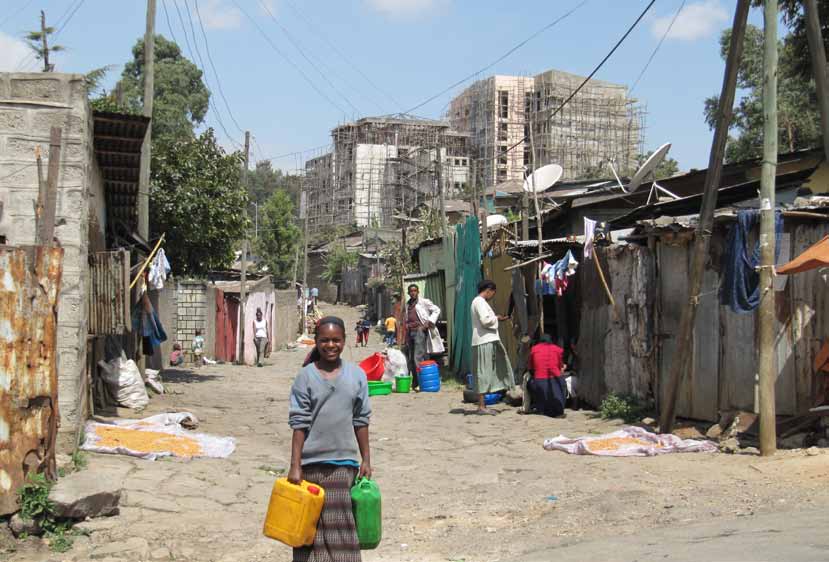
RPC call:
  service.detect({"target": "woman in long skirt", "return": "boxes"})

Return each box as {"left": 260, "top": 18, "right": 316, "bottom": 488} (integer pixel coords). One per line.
{"left": 288, "top": 316, "right": 373, "bottom": 562}
{"left": 470, "top": 280, "right": 514, "bottom": 415}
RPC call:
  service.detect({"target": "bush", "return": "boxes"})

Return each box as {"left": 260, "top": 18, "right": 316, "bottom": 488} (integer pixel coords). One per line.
{"left": 17, "top": 473, "right": 77, "bottom": 553}
{"left": 599, "top": 393, "right": 646, "bottom": 423}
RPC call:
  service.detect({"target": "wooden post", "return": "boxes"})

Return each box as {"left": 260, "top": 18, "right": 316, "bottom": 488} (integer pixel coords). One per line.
{"left": 804, "top": 0, "right": 829, "bottom": 162}
{"left": 138, "top": 0, "right": 156, "bottom": 240}
{"left": 40, "top": 127, "right": 61, "bottom": 248}
{"left": 521, "top": 191, "right": 529, "bottom": 241}
{"left": 40, "top": 11, "right": 51, "bottom": 72}
{"left": 659, "top": 0, "right": 750, "bottom": 433}
{"left": 528, "top": 113, "right": 544, "bottom": 335}
{"left": 435, "top": 137, "right": 448, "bottom": 237}
{"left": 301, "top": 178, "right": 310, "bottom": 336}
{"left": 35, "top": 146, "right": 45, "bottom": 244}
{"left": 758, "top": 0, "right": 778, "bottom": 456}
{"left": 238, "top": 131, "right": 250, "bottom": 364}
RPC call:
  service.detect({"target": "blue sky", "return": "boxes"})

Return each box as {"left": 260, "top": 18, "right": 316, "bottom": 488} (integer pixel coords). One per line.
{"left": 0, "top": 0, "right": 767, "bottom": 172}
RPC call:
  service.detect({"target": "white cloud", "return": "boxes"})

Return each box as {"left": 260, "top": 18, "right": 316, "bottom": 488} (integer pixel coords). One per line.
{"left": 0, "top": 32, "right": 37, "bottom": 72}
{"left": 195, "top": 0, "right": 242, "bottom": 30}
{"left": 366, "top": 0, "right": 444, "bottom": 18}
{"left": 651, "top": 0, "right": 729, "bottom": 41}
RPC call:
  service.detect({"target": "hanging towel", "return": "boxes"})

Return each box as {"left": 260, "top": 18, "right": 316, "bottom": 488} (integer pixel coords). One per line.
{"left": 720, "top": 209, "right": 783, "bottom": 314}
{"left": 148, "top": 248, "right": 171, "bottom": 290}
{"left": 552, "top": 250, "right": 579, "bottom": 296}
{"left": 583, "top": 218, "right": 597, "bottom": 260}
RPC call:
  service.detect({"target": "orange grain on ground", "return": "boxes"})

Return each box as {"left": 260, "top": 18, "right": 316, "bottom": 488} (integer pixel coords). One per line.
{"left": 95, "top": 425, "right": 202, "bottom": 458}
{"left": 585, "top": 437, "right": 651, "bottom": 452}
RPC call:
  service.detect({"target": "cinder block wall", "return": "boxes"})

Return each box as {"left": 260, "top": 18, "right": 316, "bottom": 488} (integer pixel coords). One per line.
{"left": 176, "top": 281, "right": 214, "bottom": 360}
{"left": 0, "top": 73, "right": 98, "bottom": 429}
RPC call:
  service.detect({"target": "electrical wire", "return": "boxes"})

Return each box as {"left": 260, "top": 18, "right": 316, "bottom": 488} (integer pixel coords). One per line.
{"left": 255, "top": 0, "right": 360, "bottom": 115}
{"left": 54, "top": 0, "right": 86, "bottom": 38}
{"left": 477, "top": 0, "right": 658, "bottom": 165}
{"left": 193, "top": 0, "right": 246, "bottom": 135}
{"left": 231, "top": 0, "right": 348, "bottom": 116}
{"left": 261, "top": 143, "right": 333, "bottom": 163}
{"left": 282, "top": 0, "right": 401, "bottom": 111}
{"left": 0, "top": 0, "right": 35, "bottom": 30}
{"left": 630, "top": 0, "right": 686, "bottom": 95}
{"left": 403, "top": 0, "right": 588, "bottom": 115}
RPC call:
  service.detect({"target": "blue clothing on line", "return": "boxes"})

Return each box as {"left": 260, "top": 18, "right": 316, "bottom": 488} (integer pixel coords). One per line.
{"left": 720, "top": 209, "right": 783, "bottom": 314}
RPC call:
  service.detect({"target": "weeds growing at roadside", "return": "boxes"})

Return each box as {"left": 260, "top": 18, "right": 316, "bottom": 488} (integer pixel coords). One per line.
{"left": 599, "top": 393, "right": 646, "bottom": 423}
{"left": 16, "top": 473, "right": 77, "bottom": 553}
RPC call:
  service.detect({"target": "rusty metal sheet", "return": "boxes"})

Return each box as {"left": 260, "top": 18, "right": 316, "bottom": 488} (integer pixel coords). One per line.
{"left": 0, "top": 245, "right": 63, "bottom": 516}
{"left": 88, "top": 250, "right": 130, "bottom": 335}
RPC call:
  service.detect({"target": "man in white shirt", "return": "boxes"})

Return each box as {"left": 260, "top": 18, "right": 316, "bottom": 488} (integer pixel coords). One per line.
{"left": 405, "top": 284, "right": 444, "bottom": 390}
{"left": 470, "top": 280, "right": 514, "bottom": 415}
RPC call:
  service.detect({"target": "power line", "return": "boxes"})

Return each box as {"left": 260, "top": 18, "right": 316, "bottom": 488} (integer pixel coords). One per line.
{"left": 54, "top": 0, "right": 87, "bottom": 38}
{"left": 0, "top": 0, "right": 35, "bottom": 30}
{"left": 255, "top": 0, "right": 360, "bottom": 115}
{"left": 231, "top": 0, "right": 348, "bottom": 117}
{"left": 478, "top": 0, "right": 658, "bottom": 166}
{"left": 403, "top": 0, "right": 589, "bottom": 115}
{"left": 630, "top": 0, "right": 686, "bottom": 95}
{"left": 282, "top": 0, "right": 401, "bottom": 112}
{"left": 192, "top": 0, "right": 246, "bottom": 135}
{"left": 261, "top": 143, "right": 333, "bottom": 163}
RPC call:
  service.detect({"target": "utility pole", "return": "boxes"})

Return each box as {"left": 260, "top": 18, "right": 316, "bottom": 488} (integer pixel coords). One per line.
{"left": 758, "top": 0, "right": 779, "bottom": 456}
{"left": 238, "top": 131, "right": 250, "bottom": 365}
{"left": 521, "top": 191, "right": 529, "bottom": 240}
{"left": 138, "top": 0, "right": 156, "bottom": 240}
{"left": 301, "top": 177, "right": 310, "bottom": 336}
{"left": 469, "top": 157, "right": 478, "bottom": 218}
{"left": 528, "top": 114, "right": 544, "bottom": 335}
{"left": 40, "top": 11, "right": 52, "bottom": 72}
{"left": 435, "top": 136, "right": 448, "bottom": 237}
{"left": 660, "top": 0, "right": 751, "bottom": 432}
{"left": 804, "top": 0, "right": 829, "bottom": 163}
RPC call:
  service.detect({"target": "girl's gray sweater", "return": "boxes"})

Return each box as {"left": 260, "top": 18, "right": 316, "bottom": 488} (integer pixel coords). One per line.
{"left": 288, "top": 361, "right": 371, "bottom": 465}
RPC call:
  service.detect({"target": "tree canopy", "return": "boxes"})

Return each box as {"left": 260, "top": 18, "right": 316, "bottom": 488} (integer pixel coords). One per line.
{"left": 704, "top": 22, "right": 821, "bottom": 163}
{"left": 150, "top": 129, "right": 250, "bottom": 275}
{"left": 246, "top": 160, "right": 303, "bottom": 209}
{"left": 119, "top": 35, "right": 210, "bottom": 143}
{"left": 255, "top": 189, "right": 301, "bottom": 280}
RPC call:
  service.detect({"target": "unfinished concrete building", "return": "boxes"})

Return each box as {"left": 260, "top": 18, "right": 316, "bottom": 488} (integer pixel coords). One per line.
{"left": 448, "top": 69, "right": 645, "bottom": 187}
{"left": 304, "top": 115, "right": 470, "bottom": 234}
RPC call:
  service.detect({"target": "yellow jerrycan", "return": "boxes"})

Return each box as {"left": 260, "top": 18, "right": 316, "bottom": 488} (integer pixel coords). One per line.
{"left": 263, "top": 478, "right": 326, "bottom": 547}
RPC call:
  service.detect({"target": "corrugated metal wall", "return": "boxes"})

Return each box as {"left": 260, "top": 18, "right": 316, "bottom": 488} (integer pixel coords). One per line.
{"left": 0, "top": 246, "right": 63, "bottom": 515}
{"left": 87, "top": 250, "right": 130, "bottom": 335}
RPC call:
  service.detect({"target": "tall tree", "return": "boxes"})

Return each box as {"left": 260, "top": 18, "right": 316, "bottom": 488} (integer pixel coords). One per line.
{"left": 246, "top": 160, "right": 303, "bottom": 209}
{"left": 150, "top": 129, "right": 250, "bottom": 275}
{"left": 256, "top": 189, "right": 301, "bottom": 280}
{"left": 118, "top": 35, "right": 210, "bottom": 143}
{"left": 705, "top": 24, "right": 821, "bottom": 162}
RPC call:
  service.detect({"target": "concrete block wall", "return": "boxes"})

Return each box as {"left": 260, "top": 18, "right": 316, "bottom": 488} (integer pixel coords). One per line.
{"left": 273, "top": 289, "right": 298, "bottom": 351}
{"left": 175, "top": 281, "right": 215, "bottom": 360}
{"left": 0, "top": 73, "right": 97, "bottom": 429}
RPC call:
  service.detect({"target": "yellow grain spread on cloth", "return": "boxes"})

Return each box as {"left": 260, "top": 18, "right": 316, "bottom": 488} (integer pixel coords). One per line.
{"left": 94, "top": 425, "right": 202, "bottom": 458}
{"left": 584, "top": 436, "right": 651, "bottom": 452}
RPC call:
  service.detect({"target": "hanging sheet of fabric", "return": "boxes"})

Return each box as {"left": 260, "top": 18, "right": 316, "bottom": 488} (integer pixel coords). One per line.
{"left": 148, "top": 248, "right": 172, "bottom": 290}
{"left": 451, "top": 216, "right": 482, "bottom": 377}
{"left": 132, "top": 293, "right": 168, "bottom": 356}
{"left": 720, "top": 209, "right": 783, "bottom": 314}
{"left": 535, "top": 250, "right": 579, "bottom": 297}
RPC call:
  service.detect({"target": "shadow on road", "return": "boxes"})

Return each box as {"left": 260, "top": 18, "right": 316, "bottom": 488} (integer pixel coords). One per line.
{"left": 163, "top": 368, "right": 222, "bottom": 384}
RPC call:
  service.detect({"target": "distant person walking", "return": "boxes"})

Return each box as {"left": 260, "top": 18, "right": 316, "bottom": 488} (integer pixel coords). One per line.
{"left": 384, "top": 315, "right": 397, "bottom": 345}
{"left": 253, "top": 308, "right": 269, "bottom": 368}
{"left": 405, "top": 285, "right": 444, "bottom": 390}
{"left": 470, "top": 280, "right": 513, "bottom": 415}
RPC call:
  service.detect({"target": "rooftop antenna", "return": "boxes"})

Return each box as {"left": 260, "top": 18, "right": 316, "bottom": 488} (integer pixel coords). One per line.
{"left": 609, "top": 142, "right": 680, "bottom": 204}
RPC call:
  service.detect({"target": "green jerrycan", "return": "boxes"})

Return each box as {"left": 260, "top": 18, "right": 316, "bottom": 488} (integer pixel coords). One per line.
{"left": 350, "top": 477, "right": 381, "bottom": 549}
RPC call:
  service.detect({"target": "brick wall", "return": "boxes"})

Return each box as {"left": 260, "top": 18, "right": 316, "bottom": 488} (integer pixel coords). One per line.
{"left": 0, "top": 73, "right": 100, "bottom": 428}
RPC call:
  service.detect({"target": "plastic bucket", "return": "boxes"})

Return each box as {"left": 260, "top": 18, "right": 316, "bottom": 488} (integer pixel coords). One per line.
{"left": 394, "top": 376, "right": 412, "bottom": 393}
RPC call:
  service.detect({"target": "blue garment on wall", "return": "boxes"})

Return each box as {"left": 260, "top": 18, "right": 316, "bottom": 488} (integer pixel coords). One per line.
{"left": 720, "top": 209, "right": 783, "bottom": 314}
{"left": 132, "top": 302, "right": 168, "bottom": 348}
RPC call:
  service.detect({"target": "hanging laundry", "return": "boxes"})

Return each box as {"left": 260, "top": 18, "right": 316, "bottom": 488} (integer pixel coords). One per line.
{"left": 552, "top": 250, "right": 579, "bottom": 295}
{"left": 583, "top": 218, "right": 597, "bottom": 260}
{"left": 148, "top": 248, "right": 172, "bottom": 290}
{"left": 720, "top": 209, "right": 783, "bottom": 314}
{"left": 132, "top": 295, "right": 168, "bottom": 355}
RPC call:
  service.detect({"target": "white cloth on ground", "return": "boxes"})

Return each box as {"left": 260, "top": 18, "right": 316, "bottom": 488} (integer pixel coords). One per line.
{"left": 543, "top": 426, "right": 718, "bottom": 457}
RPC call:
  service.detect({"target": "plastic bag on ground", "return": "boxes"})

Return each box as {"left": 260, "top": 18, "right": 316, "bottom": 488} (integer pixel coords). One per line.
{"left": 382, "top": 348, "right": 408, "bottom": 383}
{"left": 98, "top": 356, "right": 150, "bottom": 410}
{"left": 145, "top": 368, "right": 164, "bottom": 395}
{"left": 80, "top": 412, "right": 236, "bottom": 461}
{"left": 543, "top": 425, "right": 718, "bottom": 457}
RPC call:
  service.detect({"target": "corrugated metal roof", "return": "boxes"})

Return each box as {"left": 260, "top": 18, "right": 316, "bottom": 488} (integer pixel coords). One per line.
{"left": 92, "top": 111, "right": 150, "bottom": 231}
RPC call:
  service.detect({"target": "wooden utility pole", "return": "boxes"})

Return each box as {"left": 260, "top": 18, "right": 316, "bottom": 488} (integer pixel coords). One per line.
{"left": 804, "top": 0, "right": 829, "bottom": 162}
{"left": 758, "top": 0, "right": 779, "bottom": 456}
{"left": 238, "top": 131, "right": 250, "bottom": 364}
{"left": 521, "top": 191, "right": 529, "bottom": 241}
{"left": 138, "top": 0, "right": 156, "bottom": 240}
{"left": 301, "top": 178, "right": 310, "bottom": 336}
{"left": 660, "top": 0, "right": 751, "bottom": 432}
{"left": 435, "top": 140, "right": 448, "bottom": 237}
{"left": 40, "top": 11, "right": 52, "bottom": 72}
{"left": 528, "top": 115, "right": 544, "bottom": 335}
{"left": 39, "top": 127, "right": 61, "bottom": 248}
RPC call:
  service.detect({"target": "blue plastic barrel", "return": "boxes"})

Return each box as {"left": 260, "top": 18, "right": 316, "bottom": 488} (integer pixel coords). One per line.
{"left": 418, "top": 361, "right": 441, "bottom": 392}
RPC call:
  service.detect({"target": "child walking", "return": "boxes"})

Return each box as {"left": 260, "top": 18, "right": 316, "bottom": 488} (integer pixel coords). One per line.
{"left": 289, "top": 316, "right": 373, "bottom": 562}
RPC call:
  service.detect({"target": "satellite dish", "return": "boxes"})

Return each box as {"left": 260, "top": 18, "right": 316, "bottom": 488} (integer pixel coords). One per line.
{"left": 486, "top": 214, "right": 509, "bottom": 229}
{"left": 627, "top": 142, "right": 672, "bottom": 193}
{"left": 523, "top": 164, "right": 564, "bottom": 193}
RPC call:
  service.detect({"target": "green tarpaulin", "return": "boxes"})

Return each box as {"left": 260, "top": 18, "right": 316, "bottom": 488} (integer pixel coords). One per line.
{"left": 451, "top": 216, "right": 482, "bottom": 377}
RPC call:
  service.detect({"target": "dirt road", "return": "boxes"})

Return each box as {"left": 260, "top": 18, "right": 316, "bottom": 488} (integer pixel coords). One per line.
{"left": 9, "top": 303, "right": 829, "bottom": 561}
